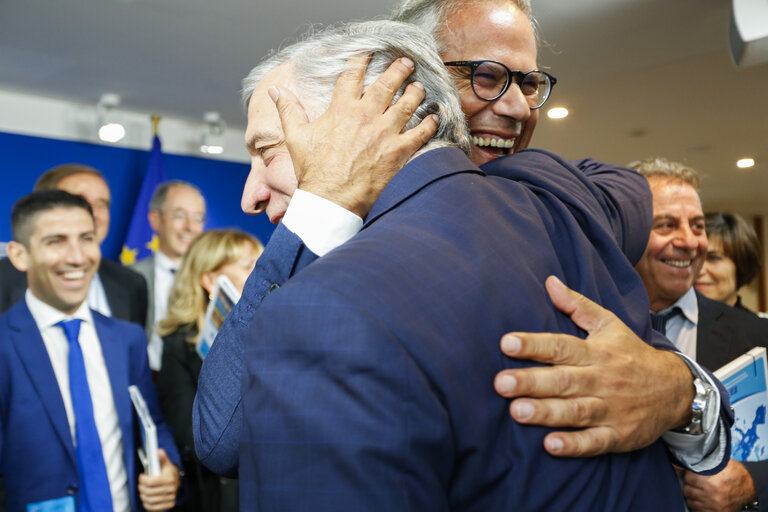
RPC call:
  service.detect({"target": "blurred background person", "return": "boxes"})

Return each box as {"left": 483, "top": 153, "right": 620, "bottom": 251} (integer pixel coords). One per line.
{"left": 130, "top": 180, "right": 206, "bottom": 371}
{"left": 155, "top": 229, "right": 262, "bottom": 512}
{"left": 696, "top": 212, "right": 763, "bottom": 314}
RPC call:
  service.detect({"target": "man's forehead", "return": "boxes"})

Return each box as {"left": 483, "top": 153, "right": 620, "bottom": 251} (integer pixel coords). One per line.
{"left": 165, "top": 185, "right": 205, "bottom": 208}
{"left": 439, "top": 1, "right": 537, "bottom": 61}
{"left": 58, "top": 172, "right": 110, "bottom": 194}
{"left": 244, "top": 65, "right": 295, "bottom": 147}
{"left": 31, "top": 207, "right": 94, "bottom": 236}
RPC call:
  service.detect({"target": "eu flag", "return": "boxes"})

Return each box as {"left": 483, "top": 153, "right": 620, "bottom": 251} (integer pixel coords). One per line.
{"left": 120, "top": 134, "right": 167, "bottom": 265}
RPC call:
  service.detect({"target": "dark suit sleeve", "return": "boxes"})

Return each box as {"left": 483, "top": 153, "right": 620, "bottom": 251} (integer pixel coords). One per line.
{"left": 193, "top": 224, "right": 318, "bottom": 477}
{"left": 99, "top": 260, "right": 149, "bottom": 328}
{"left": 241, "top": 283, "right": 451, "bottom": 510}
{"left": 0, "top": 259, "right": 27, "bottom": 316}
{"left": 569, "top": 157, "right": 652, "bottom": 265}
{"left": 484, "top": 152, "right": 652, "bottom": 265}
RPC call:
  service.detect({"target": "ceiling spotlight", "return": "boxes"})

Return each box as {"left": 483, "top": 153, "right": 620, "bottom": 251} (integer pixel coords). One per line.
{"left": 547, "top": 107, "right": 569, "bottom": 119}
{"left": 737, "top": 158, "right": 755, "bottom": 169}
{"left": 97, "top": 93, "right": 126, "bottom": 143}
{"left": 200, "top": 111, "right": 225, "bottom": 154}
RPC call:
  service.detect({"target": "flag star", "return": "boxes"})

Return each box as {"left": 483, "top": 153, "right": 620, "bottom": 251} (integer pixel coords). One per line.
{"left": 120, "top": 245, "right": 138, "bottom": 265}
{"left": 146, "top": 234, "right": 160, "bottom": 253}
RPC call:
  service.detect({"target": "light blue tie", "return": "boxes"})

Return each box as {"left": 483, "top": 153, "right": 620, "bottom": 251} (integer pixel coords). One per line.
{"left": 58, "top": 319, "right": 113, "bottom": 512}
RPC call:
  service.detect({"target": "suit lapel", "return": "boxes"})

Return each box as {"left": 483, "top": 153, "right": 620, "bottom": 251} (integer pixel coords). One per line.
{"left": 364, "top": 147, "right": 482, "bottom": 228}
{"left": 7, "top": 301, "right": 76, "bottom": 465}
{"left": 696, "top": 292, "right": 730, "bottom": 370}
{"left": 99, "top": 259, "right": 127, "bottom": 320}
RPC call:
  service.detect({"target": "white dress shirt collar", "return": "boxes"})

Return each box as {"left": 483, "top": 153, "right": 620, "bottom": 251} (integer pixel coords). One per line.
{"left": 26, "top": 288, "right": 93, "bottom": 329}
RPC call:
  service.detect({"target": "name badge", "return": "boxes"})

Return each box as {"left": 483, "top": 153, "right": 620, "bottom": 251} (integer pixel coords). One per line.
{"left": 27, "top": 496, "right": 75, "bottom": 512}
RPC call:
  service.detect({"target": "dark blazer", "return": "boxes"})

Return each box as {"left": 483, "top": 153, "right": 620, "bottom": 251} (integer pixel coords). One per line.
{"left": 157, "top": 327, "right": 237, "bottom": 512}
{"left": 239, "top": 147, "right": 686, "bottom": 511}
{"left": 695, "top": 292, "right": 768, "bottom": 509}
{"left": 0, "top": 258, "right": 148, "bottom": 327}
{"left": 0, "top": 299, "right": 179, "bottom": 512}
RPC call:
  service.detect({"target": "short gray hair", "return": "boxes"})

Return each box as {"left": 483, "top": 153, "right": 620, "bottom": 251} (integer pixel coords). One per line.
{"left": 627, "top": 157, "right": 701, "bottom": 190}
{"left": 149, "top": 180, "right": 205, "bottom": 212}
{"left": 241, "top": 20, "right": 471, "bottom": 155}
{"left": 392, "top": 0, "right": 536, "bottom": 54}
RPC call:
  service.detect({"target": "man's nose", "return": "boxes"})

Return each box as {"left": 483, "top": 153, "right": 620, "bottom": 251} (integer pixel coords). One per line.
{"left": 490, "top": 83, "right": 532, "bottom": 122}
{"left": 673, "top": 224, "right": 699, "bottom": 250}
{"left": 66, "top": 241, "right": 87, "bottom": 265}
{"left": 241, "top": 164, "right": 270, "bottom": 215}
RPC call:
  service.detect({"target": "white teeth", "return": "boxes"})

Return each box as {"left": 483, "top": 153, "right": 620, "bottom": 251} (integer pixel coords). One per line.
{"left": 62, "top": 270, "right": 85, "bottom": 280}
{"left": 472, "top": 135, "right": 516, "bottom": 149}
{"left": 663, "top": 259, "right": 692, "bottom": 268}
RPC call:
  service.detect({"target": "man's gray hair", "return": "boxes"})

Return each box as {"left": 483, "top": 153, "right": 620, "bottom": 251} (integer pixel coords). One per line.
{"left": 391, "top": 0, "right": 536, "bottom": 54}
{"left": 241, "top": 20, "right": 471, "bottom": 155}
{"left": 149, "top": 180, "right": 205, "bottom": 212}
{"left": 627, "top": 157, "right": 701, "bottom": 190}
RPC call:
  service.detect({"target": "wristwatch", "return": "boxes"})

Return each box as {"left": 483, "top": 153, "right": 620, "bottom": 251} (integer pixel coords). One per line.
{"left": 674, "top": 377, "right": 712, "bottom": 435}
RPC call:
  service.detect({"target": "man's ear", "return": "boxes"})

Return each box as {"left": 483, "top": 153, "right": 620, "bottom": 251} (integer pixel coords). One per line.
{"left": 6, "top": 241, "right": 30, "bottom": 273}
{"left": 148, "top": 209, "right": 161, "bottom": 232}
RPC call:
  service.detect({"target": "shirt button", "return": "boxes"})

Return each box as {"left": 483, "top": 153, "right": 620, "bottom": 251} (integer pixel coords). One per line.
{"left": 268, "top": 283, "right": 280, "bottom": 292}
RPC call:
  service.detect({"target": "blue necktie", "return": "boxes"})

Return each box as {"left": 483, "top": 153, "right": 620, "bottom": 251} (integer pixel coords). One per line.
{"left": 58, "top": 319, "right": 113, "bottom": 512}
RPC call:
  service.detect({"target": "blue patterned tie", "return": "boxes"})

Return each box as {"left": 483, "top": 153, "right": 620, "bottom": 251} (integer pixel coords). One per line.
{"left": 58, "top": 319, "right": 113, "bottom": 512}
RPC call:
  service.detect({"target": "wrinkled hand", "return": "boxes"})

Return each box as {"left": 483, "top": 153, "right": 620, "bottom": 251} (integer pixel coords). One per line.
{"left": 683, "top": 459, "right": 756, "bottom": 512}
{"left": 494, "top": 275, "right": 694, "bottom": 457}
{"left": 138, "top": 449, "right": 180, "bottom": 511}
{"left": 270, "top": 53, "right": 438, "bottom": 218}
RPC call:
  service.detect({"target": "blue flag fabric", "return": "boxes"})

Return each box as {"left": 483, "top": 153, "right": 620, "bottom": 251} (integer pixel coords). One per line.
{"left": 120, "top": 135, "right": 167, "bottom": 265}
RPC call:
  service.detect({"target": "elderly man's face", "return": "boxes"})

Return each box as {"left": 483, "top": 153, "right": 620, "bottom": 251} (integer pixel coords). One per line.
{"left": 241, "top": 64, "right": 300, "bottom": 225}
{"left": 635, "top": 176, "right": 708, "bottom": 312}
{"left": 149, "top": 184, "right": 206, "bottom": 261}
{"left": 440, "top": 2, "right": 539, "bottom": 166}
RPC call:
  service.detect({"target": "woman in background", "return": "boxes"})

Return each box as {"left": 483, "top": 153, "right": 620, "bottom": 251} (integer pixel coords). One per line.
{"left": 695, "top": 212, "right": 762, "bottom": 313}
{"left": 156, "top": 229, "right": 263, "bottom": 512}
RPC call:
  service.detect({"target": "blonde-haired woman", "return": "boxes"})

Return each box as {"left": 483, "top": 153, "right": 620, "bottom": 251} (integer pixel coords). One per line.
{"left": 156, "top": 229, "right": 263, "bottom": 512}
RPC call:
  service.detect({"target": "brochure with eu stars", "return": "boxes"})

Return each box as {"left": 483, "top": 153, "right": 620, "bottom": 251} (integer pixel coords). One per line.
{"left": 715, "top": 346, "right": 768, "bottom": 461}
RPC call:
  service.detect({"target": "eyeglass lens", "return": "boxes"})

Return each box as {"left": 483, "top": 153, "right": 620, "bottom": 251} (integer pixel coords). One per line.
{"left": 472, "top": 61, "right": 551, "bottom": 108}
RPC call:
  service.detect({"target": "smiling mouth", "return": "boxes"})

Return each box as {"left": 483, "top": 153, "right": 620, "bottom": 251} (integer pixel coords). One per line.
{"left": 61, "top": 270, "right": 86, "bottom": 280}
{"left": 662, "top": 259, "right": 692, "bottom": 268}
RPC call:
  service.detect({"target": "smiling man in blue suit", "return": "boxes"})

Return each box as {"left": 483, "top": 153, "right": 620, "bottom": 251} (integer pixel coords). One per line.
{"left": 232, "top": 20, "right": 694, "bottom": 511}
{"left": 0, "top": 190, "right": 180, "bottom": 512}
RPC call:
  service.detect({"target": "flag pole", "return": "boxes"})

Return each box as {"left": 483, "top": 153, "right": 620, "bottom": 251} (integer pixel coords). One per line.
{"left": 151, "top": 115, "right": 161, "bottom": 136}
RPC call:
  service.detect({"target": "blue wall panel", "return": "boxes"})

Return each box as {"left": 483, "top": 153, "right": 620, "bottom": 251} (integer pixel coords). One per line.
{"left": 0, "top": 131, "right": 274, "bottom": 259}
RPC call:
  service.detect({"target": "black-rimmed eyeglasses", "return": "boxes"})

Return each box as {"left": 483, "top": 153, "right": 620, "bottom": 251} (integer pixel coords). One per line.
{"left": 443, "top": 60, "right": 557, "bottom": 109}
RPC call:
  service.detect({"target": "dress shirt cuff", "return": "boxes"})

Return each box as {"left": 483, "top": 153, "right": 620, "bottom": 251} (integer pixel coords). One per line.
{"left": 661, "top": 352, "right": 725, "bottom": 472}
{"left": 282, "top": 189, "right": 363, "bottom": 257}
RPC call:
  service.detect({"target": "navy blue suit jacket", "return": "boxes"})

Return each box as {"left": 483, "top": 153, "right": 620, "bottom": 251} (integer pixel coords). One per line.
{"left": 0, "top": 299, "right": 179, "bottom": 512}
{"left": 239, "top": 147, "right": 686, "bottom": 511}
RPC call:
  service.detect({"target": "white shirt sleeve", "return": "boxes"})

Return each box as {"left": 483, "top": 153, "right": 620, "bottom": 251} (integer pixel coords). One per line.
{"left": 661, "top": 352, "right": 726, "bottom": 473}
{"left": 282, "top": 189, "right": 363, "bottom": 257}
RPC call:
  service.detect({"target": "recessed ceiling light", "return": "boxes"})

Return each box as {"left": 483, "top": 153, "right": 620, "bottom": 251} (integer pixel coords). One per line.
{"left": 547, "top": 107, "right": 568, "bottom": 119}
{"left": 737, "top": 158, "right": 755, "bottom": 169}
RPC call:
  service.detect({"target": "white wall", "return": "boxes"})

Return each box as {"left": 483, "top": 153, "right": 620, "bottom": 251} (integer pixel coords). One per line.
{"left": 0, "top": 88, "right": 249, "bottom": 163}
